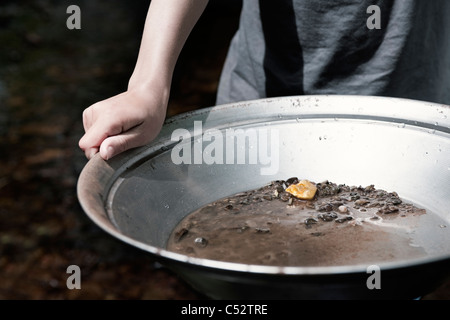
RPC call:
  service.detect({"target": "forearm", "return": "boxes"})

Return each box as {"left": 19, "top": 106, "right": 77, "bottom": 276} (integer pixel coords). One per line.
{"left": 79, "top": 0, "right": 209, "bottom": 160}
{"left": 129, "top": 0, "right": 209, "bottom": 93}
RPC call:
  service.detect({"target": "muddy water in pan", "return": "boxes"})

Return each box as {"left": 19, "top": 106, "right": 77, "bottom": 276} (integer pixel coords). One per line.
{"left": 167, "top": 179, "right": 449, "bottom": 267}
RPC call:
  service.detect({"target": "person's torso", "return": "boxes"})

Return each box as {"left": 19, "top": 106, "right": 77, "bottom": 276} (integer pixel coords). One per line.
{"left": 218, "top": 0, "right": 450, "bottom": 105}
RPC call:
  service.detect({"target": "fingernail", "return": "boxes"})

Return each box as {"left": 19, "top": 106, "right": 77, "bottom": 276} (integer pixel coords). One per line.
{"left": 105, "top": 146, "right": 114, "bottom": 160}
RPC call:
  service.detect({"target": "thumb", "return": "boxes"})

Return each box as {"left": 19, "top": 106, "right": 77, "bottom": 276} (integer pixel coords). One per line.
{"left": 99, "top": 129, "right": 148, "bottom": 160}
{"left": 99, "top": 135, "right": 130, "bottom": 160}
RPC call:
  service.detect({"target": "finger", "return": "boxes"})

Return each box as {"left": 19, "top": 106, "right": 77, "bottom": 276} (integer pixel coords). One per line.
{"left": 99, "top": 125, "right": 150, "bottom": 160}
{"left": 79, "top": 118, "right": 123, "bottom": 154}
{"left": 84, "top": 147, "right": 99, "bottom": 160}
{"left": 82, "top": 107, "right": 94, "bottom": 132}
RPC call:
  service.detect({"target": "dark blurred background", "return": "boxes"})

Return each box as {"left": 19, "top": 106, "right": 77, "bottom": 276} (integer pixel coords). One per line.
{"left": 0, "top": 0, "right": 448, "bottom": 300}
{"left": 0, "top": 0, "right": 241, "bottom": 299}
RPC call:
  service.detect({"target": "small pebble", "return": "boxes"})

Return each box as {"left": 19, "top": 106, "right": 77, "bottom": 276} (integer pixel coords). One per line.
{"left": 194, "top": 237, "right": 208, "bottom": 247}
{"left": 338, "top": 205, "right": 348, "bottom": 213}
{"left": 355, "top": 199, "right": 370, "bottom": 206}
{"left": 335, "top": 216, "right": 353, "bottom": 223}
{"left": 279, "top": 192, "right": 291, "bottom": 202}
{"left": 304, "top": 217, "right": 318, "bottom": 228}
{"left": 318, "top": 212, "right": 338, "bottom": 222}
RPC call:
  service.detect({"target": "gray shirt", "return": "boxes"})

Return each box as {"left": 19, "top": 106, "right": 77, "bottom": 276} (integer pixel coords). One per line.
{"left": 216, "top": 0, "right": 450, "bottom": 105}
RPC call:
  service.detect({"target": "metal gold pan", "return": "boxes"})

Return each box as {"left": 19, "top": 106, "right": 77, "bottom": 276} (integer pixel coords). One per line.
{"left": 77, "top": 95, "right": 450, "bottom": 299}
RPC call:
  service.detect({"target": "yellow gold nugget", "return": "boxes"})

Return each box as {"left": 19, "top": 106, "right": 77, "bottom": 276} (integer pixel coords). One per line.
{"left": 285, "top": 180, "right": 317, "bottom": 200}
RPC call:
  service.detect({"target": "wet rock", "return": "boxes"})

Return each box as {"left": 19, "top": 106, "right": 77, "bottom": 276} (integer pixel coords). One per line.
{"left": 378, "top": 206, "right": 400, "bottom": 215}
{"left": 304, "top": 217, "right": 318, "bottom": 228}
{"left": 355, "top": 199, "right": 370, "bottom": 206}
{"left": 285, "top": 177, "right": 299, "bottom": 187}
{"left": 316, "top": 181, "right": 341, "bottom": 197}
{"left": 350, "top": 192, "right": 360, "bottom": 201}
{"left": 335, "top": 216, "right": 353, "bottom": 223}
{"left": 279, "top": 192, "right": 291, "bottom": 202}
{"left": 318, "top": 212, "right": 338, "bottom": 222}
{"left": 366, "top": 201, "right": 382, "bottom": 208}
{"left": 316, "top": 203, "right": 333, "bottom": 212}
{"left": 388, "top": 197, "right": 402, "bottom": 205}
{"left": 239, "top": 199, "right": 250, "bottom": 205}
{"left": 194, "top": 237, "right": 208, "bottom": 248}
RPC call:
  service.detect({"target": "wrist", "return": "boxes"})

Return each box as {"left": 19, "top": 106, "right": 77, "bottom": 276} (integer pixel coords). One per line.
{"left": 123, "top": 79, "right": 170, "bottom": 131}
{"left": 128, "top": 75, "right": 171, "bottom": 103}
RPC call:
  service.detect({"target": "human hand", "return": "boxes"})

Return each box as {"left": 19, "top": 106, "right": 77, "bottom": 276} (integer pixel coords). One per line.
{"left": 79, "top": 87, "right": 167, "bottom": 160}
{"left": 78, "top": 0, "right": 209, "bottom": 161}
